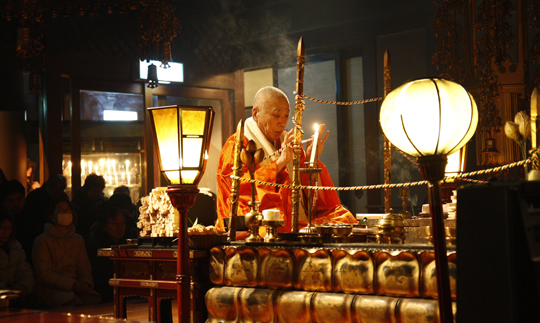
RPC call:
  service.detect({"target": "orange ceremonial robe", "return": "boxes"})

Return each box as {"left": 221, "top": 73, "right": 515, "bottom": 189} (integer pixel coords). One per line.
{"left": 216, "top": 134, "right": 356, "bottom": 232}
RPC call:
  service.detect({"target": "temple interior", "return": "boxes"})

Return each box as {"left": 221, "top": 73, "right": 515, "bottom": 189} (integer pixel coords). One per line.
{"left": 0, "top": 1, "right": 540, "bottom": 322}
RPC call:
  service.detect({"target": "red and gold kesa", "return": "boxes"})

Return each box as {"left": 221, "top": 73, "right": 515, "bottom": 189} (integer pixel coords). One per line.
{"left": 258, "top": 247, "right": 294, "bottom": 289}
{"left": 209, "top": 246, "right": 226, "bottom": 285}
{"left": 420, "top": 250, "right": 457, "bottom": 300}
{"left": 311, "top": 292, "right": 355, "bottom": 323}
{"left": 205, "top": 286, "right": 241, "bottom": 323}
{"left": 293, "top": 248, "right": 332, "bottom": 292}
{"left": 239, "top": 288, "right": 276, "bottom": 322}
{"left": 332, "top": 249, "right": 374, "bottom": 294}
{"left": 224, "top": 246, "right": 258, "bottom": 287}
{"left": 374, "top": 250, "right": 420, "bottom": 297}
{"left": 275, "top": 290, "right": 314, "bottom": 323}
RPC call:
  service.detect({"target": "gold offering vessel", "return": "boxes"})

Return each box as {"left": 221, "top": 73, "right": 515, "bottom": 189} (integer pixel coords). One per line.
{"left": 376, "top": 208, "right": 406, "bottom": 244}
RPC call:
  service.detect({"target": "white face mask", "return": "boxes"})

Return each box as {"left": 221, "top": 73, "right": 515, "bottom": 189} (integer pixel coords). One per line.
{"left": 57, "top": 213, "right": 73, "bottom": 226}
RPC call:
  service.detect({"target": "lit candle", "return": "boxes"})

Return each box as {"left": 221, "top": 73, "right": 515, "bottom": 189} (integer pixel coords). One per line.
{"left": 127, "top": 171, "right": 131, "bottom": 186}
{"left": 88, "top": 161, "right": 93, "bottom": 175}
{"left": 115, "top": 174, "right": 118, "bottom": 186}
{"left": 310, "top": 123, "right": 319, "bottom": 164}
{"left": 263, "top": 209, "right": 280, "bottom": 221}
{"left": 81, "top": 161, "right": 86, "bottom": 176}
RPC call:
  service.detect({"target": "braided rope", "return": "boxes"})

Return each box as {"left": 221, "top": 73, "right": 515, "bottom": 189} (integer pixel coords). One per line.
{"left": 294, "top": 92, "right": 384, "bottom": 105}
{"left": 530, "top": 148, "right": 540, "bottom": 170}
{"left": 232, "top": 156, "right": 533, "bottom": 191}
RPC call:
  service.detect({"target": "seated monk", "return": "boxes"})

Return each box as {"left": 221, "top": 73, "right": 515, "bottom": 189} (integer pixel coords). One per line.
{"left": 216, "top": 86, "right": 357, "bottom": 233}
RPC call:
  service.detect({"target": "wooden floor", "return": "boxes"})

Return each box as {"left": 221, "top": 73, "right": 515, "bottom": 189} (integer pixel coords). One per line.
{"left": 45, "top": 298, "right": 179, "bottom": 323}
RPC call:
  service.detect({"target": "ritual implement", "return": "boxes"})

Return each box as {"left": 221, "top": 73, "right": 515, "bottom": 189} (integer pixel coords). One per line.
{"left": 228, "top": 119, "right": 244, "bottom": 241}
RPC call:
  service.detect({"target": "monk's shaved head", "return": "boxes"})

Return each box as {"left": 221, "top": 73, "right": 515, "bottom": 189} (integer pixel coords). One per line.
{"left": 252, "top": 86, "right": 290, "bottom": 141}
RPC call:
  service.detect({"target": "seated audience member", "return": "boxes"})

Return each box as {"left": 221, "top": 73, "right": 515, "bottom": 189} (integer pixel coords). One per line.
{"left": 24, "top": 175, "right": 68, "bottom": 233}
{"left": 87, "top": 203, "right": 134, "bottom": 302}
{"left": 71, "top": 174, "right": 107, "bottom": 241}
{"left": 108, "top": 189, "right": 138, "bottom": 236}
{"left": 0, "top": 179, "right": 41, "bottom": 262}
{"left": 0, "top": 209, "right": 35, "bottom": 306}
{"left": 217, "top": 86, "right": 356, "bottom": 233}
{"left": 32, "top": 198, "right": 101, "bottom": 308}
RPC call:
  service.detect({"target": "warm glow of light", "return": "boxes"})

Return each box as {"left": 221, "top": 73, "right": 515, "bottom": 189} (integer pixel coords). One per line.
{"left": 314, "top": 123, "right": 319, "bottom": 131}
{"left": 183, "top": 137, "right": 203, "bottom": 167}
{"left": 103, "top": 110, "right": 138, "bottom": 121}
{"left": 380, "top": 78, "right": 478, "bottom": 158}
{"left": 139, "top": 60, "right": 184, "bottom": 83}
{"left": 445, "top": 147, "right": 465, "bottom": 176}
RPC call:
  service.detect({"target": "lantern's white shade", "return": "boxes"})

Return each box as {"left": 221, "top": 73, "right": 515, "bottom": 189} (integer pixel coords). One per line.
{"left": 148, "top": 105, "right": 215, "bottom": 185}
{"left": 380, "top": 78, "right": 478, "bottom": 158}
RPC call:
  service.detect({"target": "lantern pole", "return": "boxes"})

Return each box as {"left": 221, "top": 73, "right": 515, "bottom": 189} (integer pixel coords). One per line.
{"left": 167, "top": 185, "right": 198, "bottom": 323}
{"left": 417, "top": 155, "right": 453, "bottom": 323}
{"left": 291, "top": 37, "right": 305, "bottom": 233}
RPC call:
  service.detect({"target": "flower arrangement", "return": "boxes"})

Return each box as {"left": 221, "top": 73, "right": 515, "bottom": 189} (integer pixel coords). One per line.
{"left": 504, "top": 111, "right": 531, "bottom": 174}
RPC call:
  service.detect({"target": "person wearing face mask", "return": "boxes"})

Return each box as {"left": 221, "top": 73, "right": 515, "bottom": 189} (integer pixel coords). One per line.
{"left": 32, "top": 198, "right": 101, "bottom": 308}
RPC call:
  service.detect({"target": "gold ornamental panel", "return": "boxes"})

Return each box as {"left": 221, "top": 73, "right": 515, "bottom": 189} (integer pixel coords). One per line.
{"left": 224, "top": 247, "right": 258, "bottom": 287}
{"left": 121, "top": 261, "right": 149, "bottom": 278}
{"left": 209, "top": 247, "right": 225, "bottom": 285}
{"left": 134, "top": 250, "right": 152, "bottom": 257}
{"left": 420, "top": 251, "right": 457, "bottom": 300}
{"left": 396, "top": 298, "right": 457, "bottom": 323}
{"left": 351, "top": 295, "right": 399, "bottom": 323}
{"left": 205, "top": 287, "right": 241, "bottom": 323}
{"left": 258, "top": 247, "right": 294, "bottom": 289}
{"left": 311, "top": 292, "right": 355, "bottom": 323}
{"left": 97, "top": 249, "right": 114, "bottom": 257}
{"left": 332, "top": 249, "right": 374, "bottom": 294}
{"left": 239, "top": 288, "right": 276, "bottom": 323}
{"left": 375, "top": 251, "right": 420, "bottom": 297}
{"left": 294, "top": 248, "right": 332, "bottom": 292}
{"left": 274, "top": 290, "right": 314, "bottom": 323}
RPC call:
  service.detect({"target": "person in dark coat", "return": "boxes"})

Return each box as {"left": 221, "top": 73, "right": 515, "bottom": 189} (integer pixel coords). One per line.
{"left": 1, "top": 179, "right": 41, "bottom": 264}
{"left": 86, "top": 203, "right": 135, "bottom": 302}
{"left": 71, "top": 174, "right": 107, "bottom": 241}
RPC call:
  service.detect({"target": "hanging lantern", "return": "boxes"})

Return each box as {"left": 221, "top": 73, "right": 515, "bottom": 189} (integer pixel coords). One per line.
{"left": 147, "top": 63, "right": 158, "bottom": 88}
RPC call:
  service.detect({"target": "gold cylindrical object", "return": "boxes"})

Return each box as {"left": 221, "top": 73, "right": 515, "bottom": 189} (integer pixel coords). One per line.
{"left": 383, "top": 49, "right": 392, "bottom": 213}
{"left": 228, "top": 120, "right": 244, "bottom": 241}
{"left": 291, "top": 37, "right": 305, "bottom": 233}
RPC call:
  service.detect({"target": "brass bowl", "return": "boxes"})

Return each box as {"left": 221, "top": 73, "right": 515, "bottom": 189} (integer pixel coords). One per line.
{"left": 332, "top": 224, "right": 353, "bottom": 237}
{"left": 316, "top": 225, "right": 333, "bottom": 236}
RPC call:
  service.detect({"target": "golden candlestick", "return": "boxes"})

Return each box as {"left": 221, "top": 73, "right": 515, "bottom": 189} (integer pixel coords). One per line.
{"left": 383, "top": 49, "right": 392, "bottom": 213}
{"left": 228, "top": 119, "right": 244, "bottom": 241}
{"left": 291, "top": 37, "right": 305, "bottom": 233}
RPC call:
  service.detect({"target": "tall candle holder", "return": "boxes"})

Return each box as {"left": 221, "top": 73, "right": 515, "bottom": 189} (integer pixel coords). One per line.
{"left": 299, "top": 162, "right": 321, "bottom": 234}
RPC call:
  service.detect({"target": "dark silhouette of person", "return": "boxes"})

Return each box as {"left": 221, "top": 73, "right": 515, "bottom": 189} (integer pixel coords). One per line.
{"left": 0, "top": 209, "right": 35, "bottom": 307}
{"left": 86, "top": 203, "right": 135, "bottom": 302}
{"left": 24, "top": 175, "right": 69, "bottom": 235}
{"left": 108, "top": 189, "right": 139, "bottom": 237}
{"left": 71, "top": 174, "right": 107, "bottom": 241}
{"left": 0, "top": 179, "right": 41, "bottom": 264}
